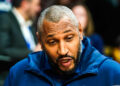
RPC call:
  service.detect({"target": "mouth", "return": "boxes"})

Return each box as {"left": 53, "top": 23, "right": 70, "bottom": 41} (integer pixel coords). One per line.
{"left": 58, "top": 57, "right": 73, "bottom": 68}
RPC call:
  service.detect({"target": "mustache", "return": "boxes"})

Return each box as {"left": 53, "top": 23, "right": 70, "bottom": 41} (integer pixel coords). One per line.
{"left": 56, "top": 55, "right": 74, "bottom": 62}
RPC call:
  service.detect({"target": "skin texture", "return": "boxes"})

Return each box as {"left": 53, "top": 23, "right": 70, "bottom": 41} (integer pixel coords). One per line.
{"left": 72, "top": 5, "right": 88, "bottom": 30}
{"left": 27, "top": 0, "right": 41, "bottom": 20}
{"left": 38, "top": 17, "right": 83, "bottom": 74}
{"left": 19, "top": 0, "right": 41, "bottom": 20}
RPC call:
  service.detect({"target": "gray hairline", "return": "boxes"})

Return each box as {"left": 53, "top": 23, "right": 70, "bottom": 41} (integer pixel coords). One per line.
{"left": 37, "top": 5, "right": 79, "bottom": 37}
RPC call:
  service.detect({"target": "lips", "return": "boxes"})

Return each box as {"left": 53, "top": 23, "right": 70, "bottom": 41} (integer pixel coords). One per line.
{"left": 58, "top": 57, "right": 73, "bottom": 67}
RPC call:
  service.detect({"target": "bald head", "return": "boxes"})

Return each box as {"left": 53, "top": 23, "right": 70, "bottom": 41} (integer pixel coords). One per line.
{"left": 37, "top": 5, "right": 79, "bottom": 35}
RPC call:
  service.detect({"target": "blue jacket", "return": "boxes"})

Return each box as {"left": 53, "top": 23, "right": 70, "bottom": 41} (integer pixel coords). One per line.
{"left": 4, "top": 37, "right": 120, "bottom": 86}
{"left": 89, "top": 33, "right": 104, "bottom": 53}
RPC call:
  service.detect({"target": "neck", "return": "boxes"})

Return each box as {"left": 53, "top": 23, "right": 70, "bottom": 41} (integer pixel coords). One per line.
{"left": 15, "top": 7, "right": 29, "bottom": 21}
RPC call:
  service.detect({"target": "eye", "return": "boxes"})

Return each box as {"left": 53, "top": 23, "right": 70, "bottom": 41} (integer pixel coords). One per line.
{"left": 47, "top": 39, "right": 57, "bottom": 45}
{"left": 65, "top": 35, "right": 74, "bottom": 42}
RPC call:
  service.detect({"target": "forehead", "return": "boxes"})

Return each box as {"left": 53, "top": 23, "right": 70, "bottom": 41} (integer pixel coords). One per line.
{"left": 42, "top": 17, "right": 78, "bottom": 36}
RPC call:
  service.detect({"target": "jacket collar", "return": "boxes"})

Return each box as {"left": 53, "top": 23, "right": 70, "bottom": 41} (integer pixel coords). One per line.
{"left": 25, "top": 37, "right": 108, "bottom": 77}
{"left": 77, "top": 37, "right": 107, "bottom": 75}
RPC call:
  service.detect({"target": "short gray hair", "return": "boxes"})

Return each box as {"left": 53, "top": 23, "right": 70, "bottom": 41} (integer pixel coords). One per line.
{"left": 37, "top": 5, "right": 79, "bottom": 36}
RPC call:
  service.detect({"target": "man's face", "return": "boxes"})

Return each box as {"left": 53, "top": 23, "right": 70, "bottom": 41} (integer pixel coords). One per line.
{"left": 40, "top": 17, "right": 83, "bottom": 74}
{"left": 27, "top": 0, "right": 41, "bottom": 20}
{"left": 72, "top": 6, "right": 88, "bottom": 30}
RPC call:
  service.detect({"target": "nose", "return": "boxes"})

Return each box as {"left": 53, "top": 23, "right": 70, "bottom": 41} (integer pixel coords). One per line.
{"left": 57, "top": 41, "right": 68, "bottom": 56}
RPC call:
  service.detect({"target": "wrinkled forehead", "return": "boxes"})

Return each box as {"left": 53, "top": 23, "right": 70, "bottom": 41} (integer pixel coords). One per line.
{"left": 42, "top": 17, "right": 78, "bottom": 35}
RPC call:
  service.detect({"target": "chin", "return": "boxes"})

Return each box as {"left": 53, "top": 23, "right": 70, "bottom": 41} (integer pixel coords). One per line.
{"left": 60, "top": 64, "right": 74, "bottom": 71}
{"left": 59, "top": 65, "right": 76, "bottom": 75}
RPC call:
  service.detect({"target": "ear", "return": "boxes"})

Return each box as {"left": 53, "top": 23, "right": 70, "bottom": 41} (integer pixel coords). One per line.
{"left": 78, "top": 23, "right": 83, "bottom": 40}
{"left": 36, "top": 32, "right": 43, "bottom": 49}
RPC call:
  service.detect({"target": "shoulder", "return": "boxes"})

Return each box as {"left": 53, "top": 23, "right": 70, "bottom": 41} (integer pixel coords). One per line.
{"left": 16, "top": 58, "right": 28, "bottom": 65}
{"left": 10, "top": 51, "right": 44, "bottom": 73}
{"left": 0, "top": 11, "right": 17, "bottom": 23}
{"left": 99, "top": 58, "right": 120, "bottom": 75}
{"left": 98, "top": 58, "right": 120, "bottom": 84}
{"left": 101, "top": 58, "right": 120, "bottom": 70}
{"left": 0, "top": 11, "right": 11, "bottom": 20}
{"left": 5, "top": 58, "right": 29, "bottom": 85}
{"left": 10, "top": 58, "right": 28, "bottom": 73}
{"left": 0, "top": 11, "right": 13, "bottom": 30}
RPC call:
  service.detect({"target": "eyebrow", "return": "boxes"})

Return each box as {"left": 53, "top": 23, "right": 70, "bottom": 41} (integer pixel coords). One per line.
{"left": 63, "top": 30, "right": 72, "bottom": 33}
{"left": 47, "top": 34, "right": 55, "bottom": 38}
{"left": 47, "top": 30, "right": 72, "bottom": 38}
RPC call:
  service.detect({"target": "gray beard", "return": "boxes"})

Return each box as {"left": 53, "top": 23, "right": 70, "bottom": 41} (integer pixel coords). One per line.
{"left": 44, "top": 40, "right": 82, "bottom": 75}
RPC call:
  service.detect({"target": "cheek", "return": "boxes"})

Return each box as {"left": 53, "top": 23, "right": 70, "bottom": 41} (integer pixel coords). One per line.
{"left": 67, "top": 38, "right": 80, "bottom": 58}
{"left": 31, "top": 5, "right": 37, "bottom": 14}
{"left": 44, "top": 45, "right": 58, "bottom": 63}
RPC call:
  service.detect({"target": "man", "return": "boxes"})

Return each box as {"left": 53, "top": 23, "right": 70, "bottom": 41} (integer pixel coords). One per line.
{"left": 4, "top": 5, "right": 120, "bottom": 86}
{"left": 0, "top": 0, "right": 41, "bottom": 68}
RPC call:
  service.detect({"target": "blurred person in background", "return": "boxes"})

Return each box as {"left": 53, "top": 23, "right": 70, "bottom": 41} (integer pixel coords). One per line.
{"left": 0, "top": 0, "right": 41, "bottom": 68}
{"left": 0, "top": 0, "right": 41, "bottom": 85}
{"left": 72, "top": 3, "right": 104, "bottom": 54}
{"left": 85, "top": 0, "right": 120, "bottom": 47}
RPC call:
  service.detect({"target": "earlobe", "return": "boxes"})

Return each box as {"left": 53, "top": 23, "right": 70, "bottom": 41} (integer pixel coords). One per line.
{"left": 78, "top": 23, "right": 83, "bottom": 40}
